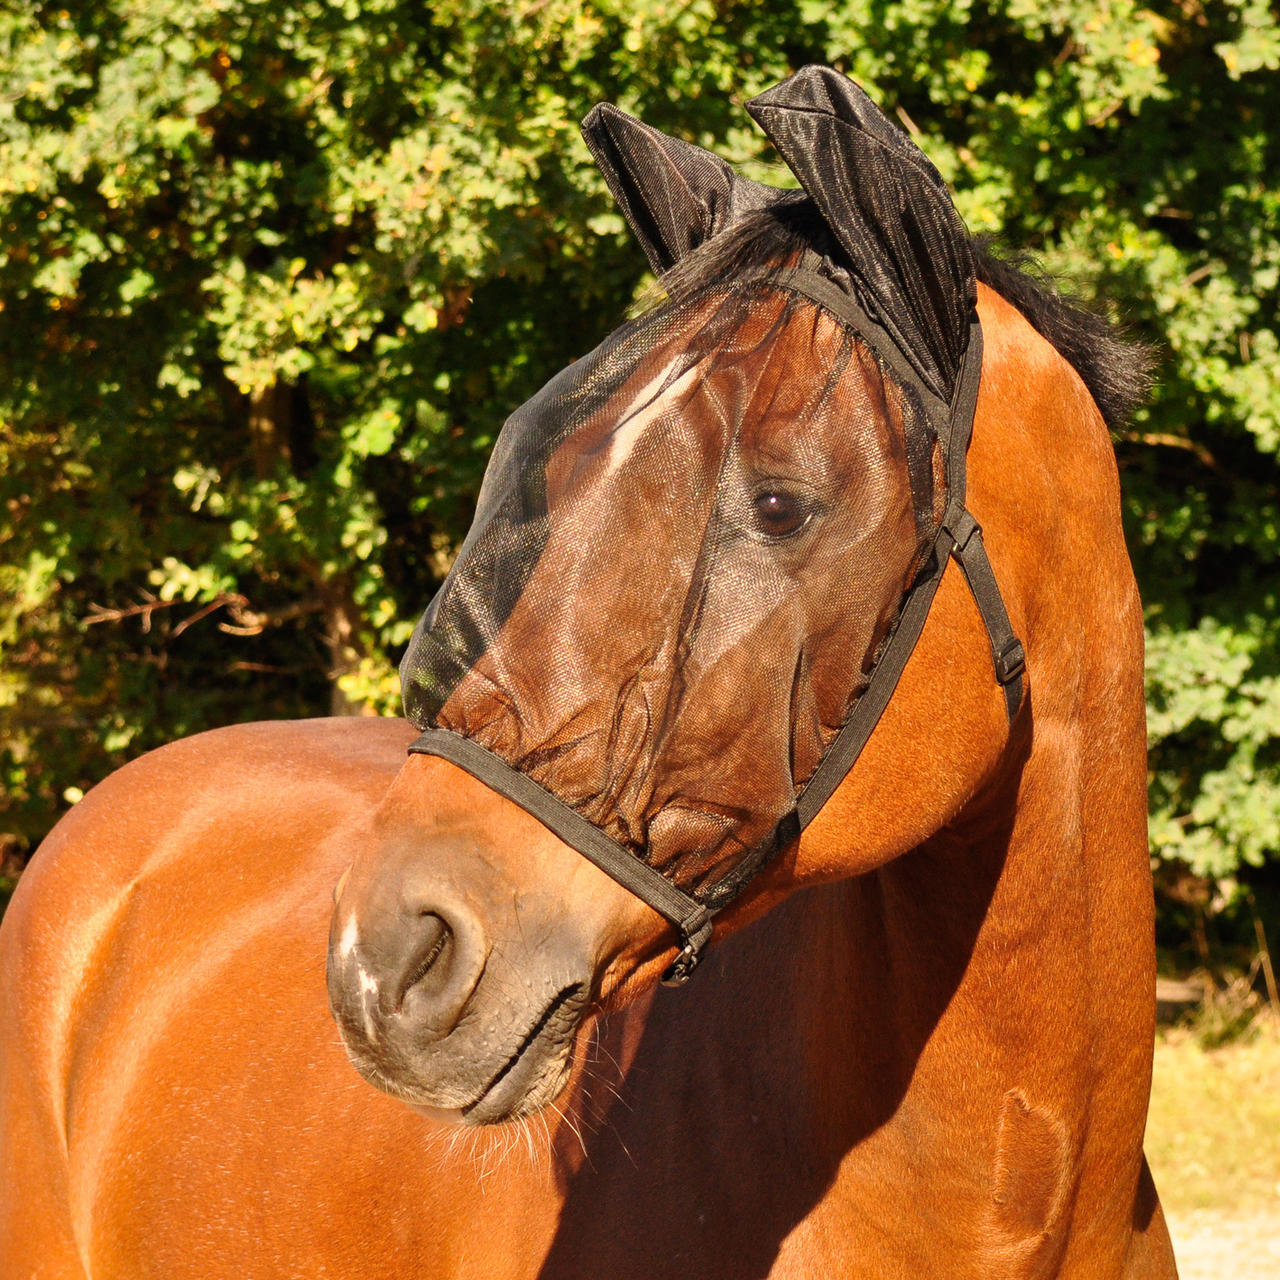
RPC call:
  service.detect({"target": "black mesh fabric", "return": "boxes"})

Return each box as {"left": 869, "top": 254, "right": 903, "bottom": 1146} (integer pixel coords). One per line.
{"left": 400, "top": 278, "right": 944, "bottom": 899}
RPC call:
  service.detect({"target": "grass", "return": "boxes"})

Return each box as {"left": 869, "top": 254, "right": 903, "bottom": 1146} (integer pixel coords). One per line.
{"left": 1146, "top": 1016, "right": 1280, "bottom": 1215}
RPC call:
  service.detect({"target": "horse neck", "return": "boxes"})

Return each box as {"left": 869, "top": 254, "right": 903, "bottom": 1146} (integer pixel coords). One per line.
{"left": 540, "top": 807, "right": 1022, "bottom": 1274}
{"left": 579, "top": 808, "right": 1013, "bottom": 1161}
{"left": 534, "top": 298, "right": 1157, "bottom": 1275}
{"left": 538, "top": 686, "right": 1152, "bottom": 1280}
{"left": 584, "top": 678, "right": 1146, "bottom": 1156}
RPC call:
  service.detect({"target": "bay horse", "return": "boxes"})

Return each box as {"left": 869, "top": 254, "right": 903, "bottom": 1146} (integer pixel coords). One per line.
{"left": 0, "top": 69, "right": 1176, "bottom": 1278}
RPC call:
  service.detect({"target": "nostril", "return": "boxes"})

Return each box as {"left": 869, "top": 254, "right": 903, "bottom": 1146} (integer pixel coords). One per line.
{"left": 395, "top": 912, "right": 452, "bottom": 1013}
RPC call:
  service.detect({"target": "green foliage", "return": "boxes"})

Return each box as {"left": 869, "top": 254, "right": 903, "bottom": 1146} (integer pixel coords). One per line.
{"left": 0, "top": 0, "right": 802, "bottom": 842}
{"left": 1, "top": 0, "right": 1278, "bottom": 909}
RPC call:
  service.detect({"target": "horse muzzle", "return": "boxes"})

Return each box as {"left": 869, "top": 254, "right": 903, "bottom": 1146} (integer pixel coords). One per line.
{"left": 326, "top": 849, "right": 592, "bottom": 1124}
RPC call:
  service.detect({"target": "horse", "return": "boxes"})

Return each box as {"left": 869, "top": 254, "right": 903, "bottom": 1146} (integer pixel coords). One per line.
{"left": 0, "top": 68, "right": 1176, "bottom": 1278}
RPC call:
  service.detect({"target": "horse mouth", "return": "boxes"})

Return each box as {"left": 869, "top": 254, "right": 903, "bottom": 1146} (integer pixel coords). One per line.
{"left": 460, "top": 983, "right": 586, "bottom": 1125}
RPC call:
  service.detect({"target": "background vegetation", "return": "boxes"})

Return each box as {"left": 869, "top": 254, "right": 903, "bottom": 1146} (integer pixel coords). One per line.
{"left": 2, "top": 0, "right": 1279, "bottom": 959}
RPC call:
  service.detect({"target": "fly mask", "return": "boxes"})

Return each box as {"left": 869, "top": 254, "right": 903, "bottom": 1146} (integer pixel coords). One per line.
{"left": 399, "top": 67, "right": 1025, "bottom": 983}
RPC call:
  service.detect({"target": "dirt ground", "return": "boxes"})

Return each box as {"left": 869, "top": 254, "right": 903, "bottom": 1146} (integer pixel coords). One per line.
{"left": 1166, "top": 1210, "right": 1280, "bottom": 1279}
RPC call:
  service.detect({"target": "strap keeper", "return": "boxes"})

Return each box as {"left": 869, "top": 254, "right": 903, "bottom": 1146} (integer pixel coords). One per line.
{"left": 944, "top": 508, "right": 981, "bottom": 554}
{"left": 995, "top": 636, "right": 1026, "bottom": 685}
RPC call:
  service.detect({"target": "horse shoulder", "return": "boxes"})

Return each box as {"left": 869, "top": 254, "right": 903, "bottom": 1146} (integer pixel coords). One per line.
{"left": 2, "top": 716, "right": 416, "bottom": 1067}
{"left": 6, "top": 716, "right": 414, "bottom": 953}
{"left": 0, "top": 717, "right": 415, "bottom": 1274}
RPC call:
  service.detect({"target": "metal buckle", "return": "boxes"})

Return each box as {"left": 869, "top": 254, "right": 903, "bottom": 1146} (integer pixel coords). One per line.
{"left": 945, "top": 509, "right": 981, "bottom": 554}
{"left": 660, "top": 943, "right": 702, "bottom": 987}
{"left": 995, "top": 636, "right": 1026, "bottom": 685}
{"left": 660, "top": 912, "right": 714, "bottom": 986}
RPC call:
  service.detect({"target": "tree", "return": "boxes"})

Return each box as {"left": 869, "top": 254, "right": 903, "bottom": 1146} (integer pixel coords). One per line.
{"left": 2, "top": 0, "right": 1279, "bottom": 932}
{"left": 0, "top": 0, "right": 802, "bottom": 851}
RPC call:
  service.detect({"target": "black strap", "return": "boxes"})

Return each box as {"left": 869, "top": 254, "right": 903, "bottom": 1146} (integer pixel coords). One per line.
{"left": 943, "top": 510, "right": 1025, "bottom": 722}
{"left": 794, "top": 528, "right": 952, "bottom": 827}
{"left": 407, "top": 727, "right": 714, "bottom": 985}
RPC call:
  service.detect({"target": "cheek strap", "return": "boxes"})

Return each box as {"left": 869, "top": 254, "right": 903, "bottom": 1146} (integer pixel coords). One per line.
{"left": 944, "top": 509, "right": 1026, "bottom": 722}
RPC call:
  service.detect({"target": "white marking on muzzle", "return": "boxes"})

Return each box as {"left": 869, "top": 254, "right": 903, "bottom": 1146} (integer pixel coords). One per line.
{"left": 338, "top": 915, "right": 359, "bottom": 960}
{"left": 359, "top": 965, "right": 379, "bottom": 1043}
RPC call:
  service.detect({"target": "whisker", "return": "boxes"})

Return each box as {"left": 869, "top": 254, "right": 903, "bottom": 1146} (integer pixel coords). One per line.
{"left": 548, "top": 1097, "right": 591, "bottom": 1168}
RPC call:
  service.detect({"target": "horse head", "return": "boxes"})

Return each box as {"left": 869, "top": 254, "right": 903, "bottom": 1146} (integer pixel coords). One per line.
{"left": 326, "top": 68, "right": 1037, "bottom": 1125}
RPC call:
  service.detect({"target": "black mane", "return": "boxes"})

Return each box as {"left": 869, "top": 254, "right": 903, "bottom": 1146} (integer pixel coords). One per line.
{"left": 654, "top": 197, "right": 1151, "bottom": 432}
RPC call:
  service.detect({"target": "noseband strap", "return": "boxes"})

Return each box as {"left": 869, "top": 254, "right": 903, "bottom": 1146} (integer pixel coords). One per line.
{"left": 405, "top": 725, "right": 714, "bottom": 983}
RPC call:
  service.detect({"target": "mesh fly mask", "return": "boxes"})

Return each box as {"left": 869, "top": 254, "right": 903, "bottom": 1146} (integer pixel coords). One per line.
{"left": 400, "top": 68, "right": 1025, "bottom": 983}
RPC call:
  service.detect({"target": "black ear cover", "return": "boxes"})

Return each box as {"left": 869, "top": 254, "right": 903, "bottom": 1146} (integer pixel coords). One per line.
{"left": 581, "top": 103, "right": 776, "bottom": 275}
{"left": 747, "top": 66, "right": 976, "bottom": 402}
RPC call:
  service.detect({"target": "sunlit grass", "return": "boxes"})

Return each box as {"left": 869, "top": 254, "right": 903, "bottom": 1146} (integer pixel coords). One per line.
{"left": 1146, "top": 1018, "right": 1280, "bottom": 1215}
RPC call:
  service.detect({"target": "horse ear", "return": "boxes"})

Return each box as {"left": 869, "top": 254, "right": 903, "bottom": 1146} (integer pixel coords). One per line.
{"left": 746, "top": 66, "right": 976, "bottom": 402}
{"left": 581, "top": 103, "right": 774, "bottom": 275}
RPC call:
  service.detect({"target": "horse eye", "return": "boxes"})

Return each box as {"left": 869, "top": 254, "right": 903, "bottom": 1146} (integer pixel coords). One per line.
{"left": 751, "top": 490, "right": 811, "bottom": 540}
